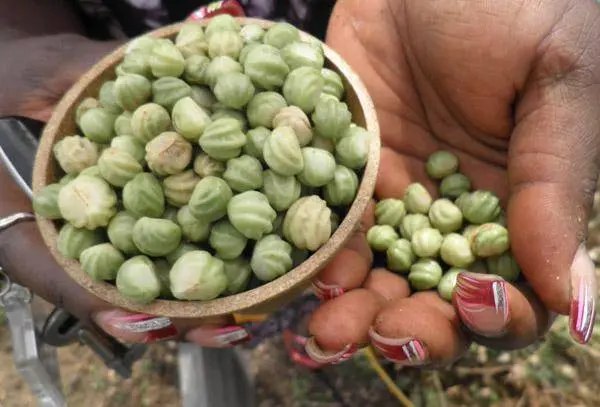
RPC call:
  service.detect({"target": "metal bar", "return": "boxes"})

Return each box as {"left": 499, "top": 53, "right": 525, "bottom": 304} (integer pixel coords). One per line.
{"left": 177, "top": 344, "right": 255, "bottom": 407}
{"left": 0, "top": 275, "right": 66, "bottom": 407}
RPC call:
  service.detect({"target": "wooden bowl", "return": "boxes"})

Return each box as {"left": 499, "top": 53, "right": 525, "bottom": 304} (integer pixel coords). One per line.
{"left": 32, "top": 18, "right": 380, "bottom": 320}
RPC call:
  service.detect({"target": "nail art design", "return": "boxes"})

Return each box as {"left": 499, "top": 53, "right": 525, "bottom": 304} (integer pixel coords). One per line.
{"left": 212, "top": 326, "right": 252, "bottom": 346}
{"left": 110, "top": 312, "right": 178, "bottom": 343}
{"left": 569, "top": 245, "right": 598, "bottom": 344}
{"left": 369, "top": 327, "right": 429, "bottom": 366}
{"left": 304, "top": 337, "right": 357, "bottom": 365}
{"left": 312, "top": 279, "right": 345, "bottom": 301}
{"left": 454, "top": 272, "right": 510, "bottom": 337}
{"left": 283, "top": 330, "right": 322, "bottom": 369}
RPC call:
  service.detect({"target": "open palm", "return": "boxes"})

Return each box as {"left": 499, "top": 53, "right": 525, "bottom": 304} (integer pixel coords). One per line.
{"left": 305, "top": 0, "right": 600, "bottom": 366}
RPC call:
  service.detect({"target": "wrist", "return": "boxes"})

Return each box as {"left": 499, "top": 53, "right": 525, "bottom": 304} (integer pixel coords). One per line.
{"left": 0, "top": 161, "right": 31, "bottom": 218}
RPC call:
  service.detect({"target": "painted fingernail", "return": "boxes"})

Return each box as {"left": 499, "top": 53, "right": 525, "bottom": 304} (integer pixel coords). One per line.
{"left": 312, "top": 279, "right": 345, "bottom": 301}
{"left": 569, "top": 245, "right": 597, "bottom": 344}
{"left": 186, "top": 325, "right": 251, "bottom": 347}
{"left": 283, "top": 330, "right": 322, "bottom": 369}
{"left": 453, "top": 272, "right": 510, "bottom": 337}
{"left": 304, "top": 337, "right": 357, "bottom": 365}
{"left": 369, "top": 327, "right": 429, "bottom": 366}
{"left": 93, "top": 310, "right": 178, "bottom": 343}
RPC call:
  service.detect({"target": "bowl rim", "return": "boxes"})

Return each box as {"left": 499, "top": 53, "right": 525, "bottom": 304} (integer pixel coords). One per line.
{"left": 32, "top": 18, "right": 381, "bottom": 319}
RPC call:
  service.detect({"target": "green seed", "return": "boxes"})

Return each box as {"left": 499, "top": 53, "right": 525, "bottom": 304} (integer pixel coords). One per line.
{"left": 486, "top": 252, "right": 520, "bottom": 282}
{"left": 250, "top": 234, "right": 294, "bottom": 281}
{"left": 438, "top": 268, "right": 463, "bottom": 301}
{"left": 170, "top": 251, "right": 228, "bottom": 301}
{"left": 409, "top": 259, "right": 443, "bottom": 291}
{"left": 52, "top": 136, "right": 99, "bottom": 174}
{"left": 80, "top": 243, "right": 125, "bottom": 281}
{"left": 439, "top": 173, "right": 471, "bottom": 199}
{"left": 375, "top": 199, "right": 406, "bottom": 227}
{"left": 386, "top": 239, "right": 415, "bottom": 273}
{"left": 209, "top": 220, "right": 248, "bottom": 260}
{"left": 425, "top": 150, "right": 459, "bottom": 179}
{"left": 403, "top": 183, "right": 433, "bottom": 214}
{"left": 428, "top": 198, "right": 463, "bottom": 233}
{"left": 440, "top": 233, "right": 475, "bottom": 268}
{"left": 457, "top": 190, "right": 501, "bottom": 225}
{"left": 177, "top": 205, "right": 210, "bottom": 243}
{"left": 223, "top": 258, "right": 252, "bottom": 295}
{"left": 165, "top": 243, "right": 198, "bottom": 265}
{"left": 411, "top": 228, "right": 443, "bottom": 258}
{"left": 107, "top": 211, "right": 140, "bottom": 255}
{"left": 400, "top": 214, "right": 431, "bottom": 240}
{"left": 367, "top": 225, "right": 399, "bottom": 252}
{"left": 116, "top": 256, "right": 161, "bottom": 304}
{"left": 33, "top": 184, "right": 63, "bottom": 219}
{"left": 470, "top": 223, "right": 510, "bottom": 257}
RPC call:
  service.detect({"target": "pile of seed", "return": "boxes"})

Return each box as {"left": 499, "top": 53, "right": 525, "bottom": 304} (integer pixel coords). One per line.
{"left": 367, "top": 151, "right": 519, "bottom": 301}
{"left": 32, "top": 16, "right": 372, "bottom": 305}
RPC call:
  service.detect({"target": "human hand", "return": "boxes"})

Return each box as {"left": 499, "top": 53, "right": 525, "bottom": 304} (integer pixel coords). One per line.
{"left": 303, "top": 0, "right": 600, "bottom": 366}
{"left": 0, "top": 34, "right": 252, "bottom": 347}
{"left": 1, "top": 162, "right": 255, "bottom": 346}
{"left": 0, "top": 34, "right": 123, "bottom": 121}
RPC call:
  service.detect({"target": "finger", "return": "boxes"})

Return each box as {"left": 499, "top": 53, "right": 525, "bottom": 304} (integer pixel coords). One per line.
{"left": 508, "top": 7, "right": 600, "bottom": 344}
{"left": 452, "top": 272, "right": 552, "bottom": 350}
{"left": 92, "top": 308, "right": 236, "bottom": 345}
{"left": 304, "top": 289, "right": 383, "bottom": 364}
{"left": 312, "top": 201, "right": 375, "bottom": 300}
{"left": 376, "top": 148, "right": 438, "bottom": 199}
{"left": 370, "top": 293, "right": 470, "bottom": 367}
{"left": 363, "top": 268, "right": 411, "bottom": 302}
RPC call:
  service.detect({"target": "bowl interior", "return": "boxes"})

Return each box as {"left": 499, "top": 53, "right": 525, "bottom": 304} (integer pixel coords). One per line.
{"left": 33, "top": 18, "right": 380, "bottom": 319}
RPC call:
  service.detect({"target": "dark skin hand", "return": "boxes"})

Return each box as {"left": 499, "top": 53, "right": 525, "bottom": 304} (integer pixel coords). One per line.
{"left": 303, "top": 0, "right": 600, "bottom": 366}
{"left": 1, "top": 0, "right": 599, "bottom": 360}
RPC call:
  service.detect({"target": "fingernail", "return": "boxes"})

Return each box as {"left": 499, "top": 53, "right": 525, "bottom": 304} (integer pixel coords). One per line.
{"left": 368, "top": 327, "right": 429, "bottom": 366}
{"left": 569, "top": 244, "right": 597, "bottom": 344}
{"left": 283, "top": 330, "right": 322, "bottom": 369}
{"left": 304, "top": 337, "right": 357, "bottom": 365}
{"left": 312, "top": 279, "right": 345, "bottom": 300}
{"left": 93, "top": 310, "right": 178, "bottom": 343}
{"left": 186, "top": 325, "right": 251, "bottom": 347}
{"left": 453, "top": 272, "right": 510, "bottom": 337}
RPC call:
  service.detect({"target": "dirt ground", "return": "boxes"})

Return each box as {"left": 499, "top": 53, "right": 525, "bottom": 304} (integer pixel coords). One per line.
{"left": 1, "top": 310, "right": 598, "bottom": 407}
{"left": 1, "top": 199, "right": 600, "bottom": 407}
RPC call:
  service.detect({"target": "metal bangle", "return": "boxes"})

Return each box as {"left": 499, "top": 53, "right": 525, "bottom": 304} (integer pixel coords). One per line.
{"left": 0, "top": 212, "right": 36, "bottom": 233}
{"left": 0, "top": 213, "right": 35, "bottom": 302}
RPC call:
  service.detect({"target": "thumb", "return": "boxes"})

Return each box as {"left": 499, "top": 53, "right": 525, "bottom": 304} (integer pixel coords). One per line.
{"left": 507, "top": 8, "right": 600, "bottom": 344}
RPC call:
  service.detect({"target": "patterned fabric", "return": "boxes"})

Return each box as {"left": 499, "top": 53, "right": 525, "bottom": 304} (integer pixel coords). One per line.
{"left": 72, "top": 0, "right": 336, "bottom": 40}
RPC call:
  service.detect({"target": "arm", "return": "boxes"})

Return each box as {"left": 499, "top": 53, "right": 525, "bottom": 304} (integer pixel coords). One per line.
{"left": 0, "top": 1, "right": 123, "bottom": 121}
{"left": 0, "top": 0, "right": 85, "bottom": 40}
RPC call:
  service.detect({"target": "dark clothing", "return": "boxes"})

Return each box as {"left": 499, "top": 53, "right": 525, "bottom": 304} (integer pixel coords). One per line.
{"left": 70, "top": 0, "right": 336, "bottom": 40}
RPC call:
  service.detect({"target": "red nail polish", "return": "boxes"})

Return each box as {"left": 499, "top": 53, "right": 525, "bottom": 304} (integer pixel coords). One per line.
{"left": 283, "top": 330, "right": 322, "bottom": 369}
{"left": 212, "top": 326, "right": 252, "bottom": 346}
{"left": 453, "top": 272, "right": 510, "bottom": 337}
{"left": 109, "top": 312, "right": 178, "bottom": 343}
{"left": 569, "top": 246, "right": 597, "bottom": 344}
{"left": 369, "top": 328, "right": 429, "bottom": 366}
{"left": 304, "top": 337, "right": 357, "bottom": 365}
{"left": 312, "top": 279, "right": 345, "bottom": 301}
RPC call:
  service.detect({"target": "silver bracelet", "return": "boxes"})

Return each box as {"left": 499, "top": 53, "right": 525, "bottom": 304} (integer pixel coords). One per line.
{"left": 0, "top": 212, "right": 36, "bottom": 233}
{"left": 0, "top": 213, "right": 35, "bottom": 302}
